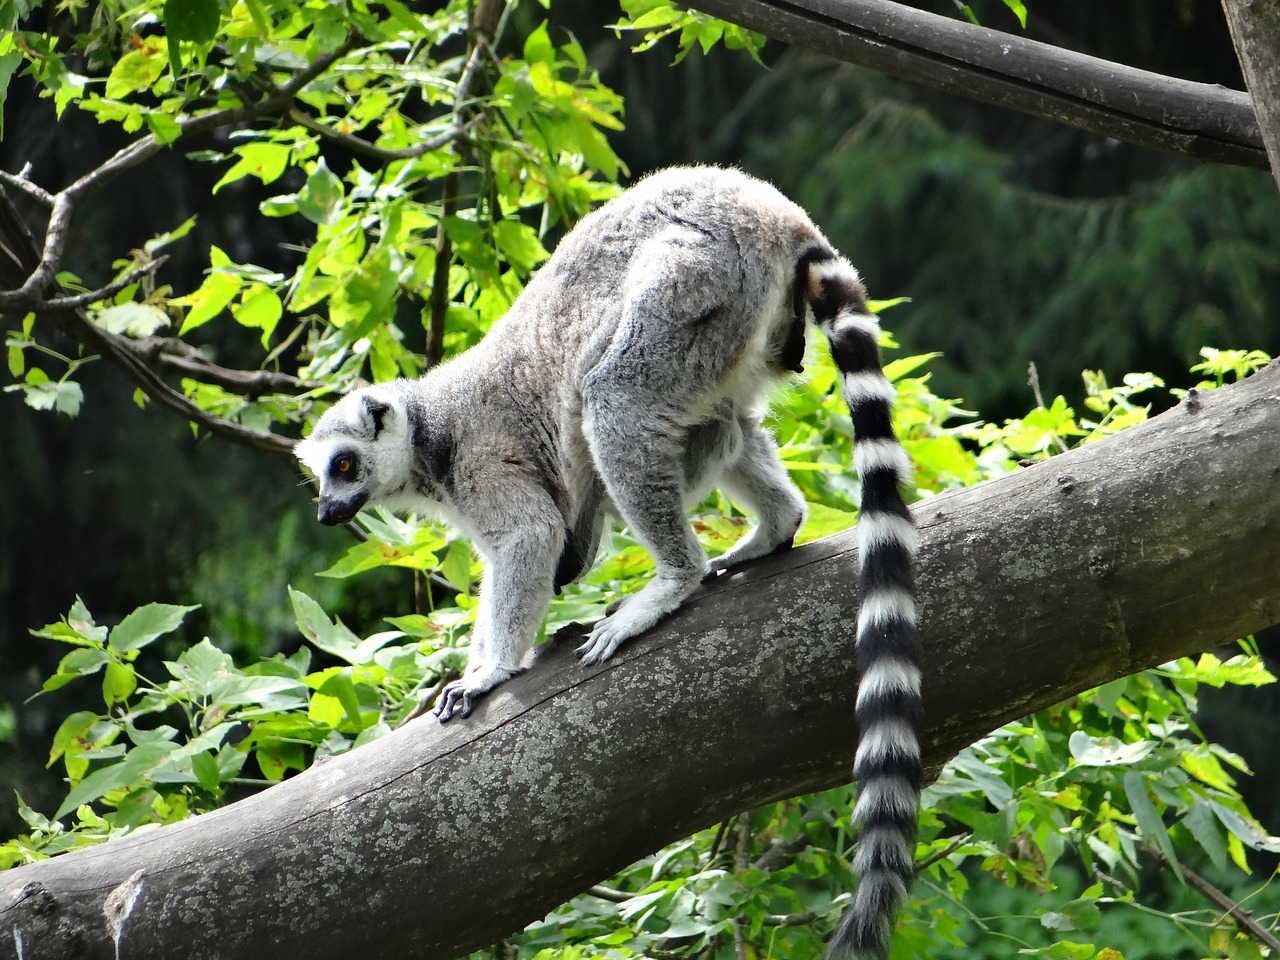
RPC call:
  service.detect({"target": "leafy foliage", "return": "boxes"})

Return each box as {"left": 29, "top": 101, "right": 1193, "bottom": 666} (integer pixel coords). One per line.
{"left": 3, "top": 0, "right": 625, "bottom": 424}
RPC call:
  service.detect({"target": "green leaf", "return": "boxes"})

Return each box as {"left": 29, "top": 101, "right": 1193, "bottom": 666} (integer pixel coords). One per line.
{"left": 18, "top": 375, "right": 84, "bottom": 416}
{"left": 42, "top": 648, "right": 110, "bottom": 693}
{"left": 54, "top": 741, "right": 174, "bottom": 820}
{"left": 192, "top": 750, "right": 222, "bottom": 792}
{"left": 232, "top": 285, "right": 282, "bottom": 347}
{"left": 291, "top": 589, "right": 400, "bottom": 665}
{"left": 48, "top": 711, "right": 100, "bottom": 767}
{"left": 145, "top": 109, "right": 183, "bottom": 144}
{"left": 212, "top": 142, "right": 291, "bottom": 193}
{"left": 109, "top": 603, "right": 200, "bottom": 655}
{"left": 523, "top": 21, "right": 555, "bottom": 65}
{"left": 94, "top": 302, "right": 171, "bottom": 337}
{"left": 1211, "top": 800, "right": 1280, "bottom": 854}
{"left": 308, "top": 691, "right": 345, "bottom": 728}
{"left": 0, "top": 44, "right": 22, "bottom": 139}
{"left": 291, "top": 587, "right": 362, "bottom": 662}
{"left": 1001, "top": 0, "right": 1028, "bottom": 28}
{"left": 104, "top": 38, "right": 167, "bottom": 100}
{"left": 102, "top": 660, "right": 137, "bottom": 706}
{"left": 493, "top": 219, "right": 550, "bottom": 273}
{"left": 31, "top": 598, "right": 107, "bottom": 647}
{"left": 177, "top": 251, "right": 242, "bottom": 334}
{"left": 163, "top": 0, "right": 221, "bottom": 43}
{"left": 215, "top": 674, "right": 308, "bottom": 710}
{"left": 1068, "top": 731, "right": 1156, "bottom": 767}
{"left": 1182, "top": 800, "right": 1229, "bottom": 872}
{"left": 296, "top": 160, "right": 345, "bottom": 226}
{"left": 165, "top": 639, "right": 239, "bottom": 698}
{"left": 1123, "top": 770, "right": 1177, "bottom": 872}
{"left": 438, "top": 539, "right": 473, "bottom": 592}
{"left": 316, "top": 671, "right": 363, "bottom": 727}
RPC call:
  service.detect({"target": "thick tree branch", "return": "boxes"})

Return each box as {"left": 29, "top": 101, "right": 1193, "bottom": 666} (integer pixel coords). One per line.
{"left": 1221, "top": 0, "right": 1280, "bottom": 191}
{"left": 2, "top": 363, "right": 1277, "bottom": 960}
{"left": 685, "top": 0, "right": 1268, "bottom": 169}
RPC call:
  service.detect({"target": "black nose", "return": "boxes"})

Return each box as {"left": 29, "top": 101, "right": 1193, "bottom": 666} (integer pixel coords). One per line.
{"left": 318, "top": 496, "right": 364, "bottom": 526}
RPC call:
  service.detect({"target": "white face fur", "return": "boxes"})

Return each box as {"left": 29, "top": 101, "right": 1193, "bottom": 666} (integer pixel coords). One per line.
{"left": 296, "top": 387, "right": 411, "bottom": 526}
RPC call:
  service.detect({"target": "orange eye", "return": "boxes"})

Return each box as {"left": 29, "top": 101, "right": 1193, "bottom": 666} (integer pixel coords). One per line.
{"left": 335, "top": 456, "right": 354, "bottom": 476}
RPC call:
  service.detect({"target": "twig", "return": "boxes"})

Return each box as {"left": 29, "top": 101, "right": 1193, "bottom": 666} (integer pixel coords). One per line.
{"left": 1027, "top": 360, "right": 1071, "bottom": 454}
{"left": 426, "top": 173, "right": 457, "bottom": 368}
{"left": 751, "top": 808, "right": 820, "bottom": 871}
{"left": 40, "top": 257, "right": 169, "bottom": 310}
{"left": 0, "top": 169, "right": 55, "bottom": 207}
{"left": 128, "top": 336, "right": 328, "bottom": 398}
{"left": 288, "top": 111, "right": 474, "bottom": 161}
{"left": 1138, "top": 841, "right": 1280, "bottom": 954}
{"left": 1027, "top": 360, "right": 1049, "bottom": 410}
{"left": 733, "top": 813, "right": 752, "bottom": 960}
{"left": 585, "top": 884, "right": 632, "bottom": 904}
{"left": 914, "top": 831, "right": 972, "bottom": 874}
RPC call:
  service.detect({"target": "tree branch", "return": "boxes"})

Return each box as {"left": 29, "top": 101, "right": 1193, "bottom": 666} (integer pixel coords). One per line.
{"left": 1220, "top": 0, "right": 1280, "bottom": 191}
{"left": 2, "top": 362, "right": 1277, "bottom": 960}
{"left": 1138, "top": 841, "right": 1280, "bottom": 955}
{"left": 287, "top": 111, "right": 474, "bottom": 162}
{"left": 684, "top": 0, "right": 1268, "bottom": 169}
{"left": 125, "top": 336, "right": 326, "bottom": 399}
{"left": 0, "top": 186, "right": 298, "bottom": 457}
{"left": 0, "top": 36, "right": 355, "bottom": 312}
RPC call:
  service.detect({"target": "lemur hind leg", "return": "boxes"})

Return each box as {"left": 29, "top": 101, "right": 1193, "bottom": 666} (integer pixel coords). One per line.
{"left": 575, "top": 370, "right": 712, "bottom": 666}
{"left": 705, "top": 420, "right": 806, "bottom": 577}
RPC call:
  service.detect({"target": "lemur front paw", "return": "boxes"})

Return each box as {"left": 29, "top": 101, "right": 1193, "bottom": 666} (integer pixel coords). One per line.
{"left": 432, "top": 680, "right": 475, "bottom": 723}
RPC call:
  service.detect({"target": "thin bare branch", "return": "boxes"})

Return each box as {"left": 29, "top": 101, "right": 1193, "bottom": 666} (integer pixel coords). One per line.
{"left": 83, "top": 319, "right": 297, "bottom": 457}
{"left": 127, "top": 336, "right": 327, "bottom": 398}
{"left": 288, "top": 110, "right": 473, "bottom": 161}
{"left": 1139, "top": 841, "right": 1280, "bottom": 955}
{"left": 0, "top": 169, "right": 55, "bottom": 207}
{"left": 40, "top": 257, "right": 169, "bottom": 310}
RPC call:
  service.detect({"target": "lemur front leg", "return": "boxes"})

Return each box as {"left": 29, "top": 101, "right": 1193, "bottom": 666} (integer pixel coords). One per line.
{"left": 433, "top": 487, "right": 563, "bottom": 722}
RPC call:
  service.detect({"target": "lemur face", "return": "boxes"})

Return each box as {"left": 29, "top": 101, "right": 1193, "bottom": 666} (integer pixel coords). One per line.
{"left": 296, "top": 389, "right": 401, "bottom": 526}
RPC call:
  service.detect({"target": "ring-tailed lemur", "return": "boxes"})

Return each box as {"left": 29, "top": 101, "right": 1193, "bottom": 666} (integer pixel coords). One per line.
{"left": 295, "top": 166, "right": 920, "bottom": 959}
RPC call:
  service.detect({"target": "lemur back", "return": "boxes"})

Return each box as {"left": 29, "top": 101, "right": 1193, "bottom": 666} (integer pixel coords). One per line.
{"left": 296, "top": 166, "right": 920, "bottom": 959}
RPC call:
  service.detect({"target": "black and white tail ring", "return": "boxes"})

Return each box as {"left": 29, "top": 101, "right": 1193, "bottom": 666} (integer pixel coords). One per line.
{"left": 801, "top": 250, "right": 923, "bottom": 960}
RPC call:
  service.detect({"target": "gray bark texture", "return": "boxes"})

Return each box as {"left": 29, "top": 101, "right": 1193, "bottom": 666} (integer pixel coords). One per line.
{"left": 1, "top": 361, "right": 1278, "bottom": 959}
{"left": 686, "top": 0, "right": 1268, "bottom": 169}
{"left": 1221, "top": 0, "right": 1280, "bottom": 189}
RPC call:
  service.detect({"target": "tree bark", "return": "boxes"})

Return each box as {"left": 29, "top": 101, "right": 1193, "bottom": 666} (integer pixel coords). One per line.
{"left": 2, "top": 363, "right": 1279, "bottom": 960}
{"left": 685, "top": 0, "right": 1268, "bottom": 170}
{"left": 1221, "top": 0, "right": 1280, "bottom": 190}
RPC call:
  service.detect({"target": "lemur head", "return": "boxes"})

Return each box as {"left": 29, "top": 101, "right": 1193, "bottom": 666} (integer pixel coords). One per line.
{"left": 295, "top": 385, "right": 412, "bottom": 526}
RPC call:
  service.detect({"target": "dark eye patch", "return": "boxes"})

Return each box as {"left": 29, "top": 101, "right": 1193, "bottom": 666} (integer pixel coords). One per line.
{"left": 330, "top": 451, "right": 359, "bottom": 480}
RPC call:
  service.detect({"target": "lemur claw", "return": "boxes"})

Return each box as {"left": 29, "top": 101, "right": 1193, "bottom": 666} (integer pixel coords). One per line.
{"left": 432, "top": 681, "right": 473, "bottom": 723}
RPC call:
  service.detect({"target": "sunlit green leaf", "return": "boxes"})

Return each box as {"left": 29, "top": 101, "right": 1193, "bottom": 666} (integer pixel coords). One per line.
{"left": 109, "top": 603, "right": 200, "bottom": 655}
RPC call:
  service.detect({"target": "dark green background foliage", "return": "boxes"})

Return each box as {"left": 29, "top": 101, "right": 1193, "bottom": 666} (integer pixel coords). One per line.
{"left": 0, "top": 1, "right": 1277, "bottom": 957}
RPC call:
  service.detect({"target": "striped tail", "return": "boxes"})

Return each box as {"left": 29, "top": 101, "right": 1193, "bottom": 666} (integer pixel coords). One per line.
{"left": 799, "top": 249, "right": 922, "bottom": 960}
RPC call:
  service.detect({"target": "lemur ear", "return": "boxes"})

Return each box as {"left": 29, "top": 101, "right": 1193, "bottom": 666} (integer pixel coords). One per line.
{"left": 361, "top": 394, "right": 393, "bottom": 439}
